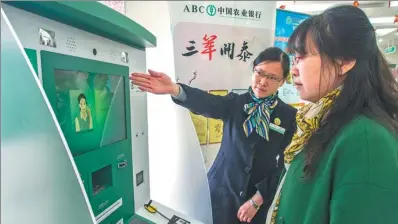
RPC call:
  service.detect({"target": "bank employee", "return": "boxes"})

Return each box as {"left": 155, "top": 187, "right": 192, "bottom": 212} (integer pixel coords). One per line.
{"left": 266, "top": 5, "right": 398, "bottom": 224}
{"left": 130, "top": 47, "right": 297, "bottom": 224}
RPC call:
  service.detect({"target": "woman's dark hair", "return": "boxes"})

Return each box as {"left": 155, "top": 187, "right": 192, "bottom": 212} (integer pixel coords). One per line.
{"left": 287, "top": 5, "right": 398, "bottom": 177}
{"left": 78, "top": 93, "right": 86, "bottom": 103}
{"left": 253, "top": 47, "right": 290, "bottom": 78}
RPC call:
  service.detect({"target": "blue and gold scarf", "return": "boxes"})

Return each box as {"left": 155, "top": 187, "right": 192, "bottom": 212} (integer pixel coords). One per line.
{"left": 243, "top": 87, "right": 279, "bottom": 141}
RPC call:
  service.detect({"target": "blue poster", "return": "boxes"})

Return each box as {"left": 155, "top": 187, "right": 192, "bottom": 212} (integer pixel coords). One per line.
{"left": 274, "top": 9, "right": 310, "bottom": 52}
{"left": 274, "top": 9, "right": 310, "bottom": 108}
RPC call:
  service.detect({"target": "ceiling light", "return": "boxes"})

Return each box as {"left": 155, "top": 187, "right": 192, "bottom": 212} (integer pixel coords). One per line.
{"left": 390, "top": 1, "right": 398, "bottom": 7}
{"left": 369, "top": 17, "right": 395, "bottom": 24}
{"left": 375, "top": 28, "right": 396, "bottom": 36}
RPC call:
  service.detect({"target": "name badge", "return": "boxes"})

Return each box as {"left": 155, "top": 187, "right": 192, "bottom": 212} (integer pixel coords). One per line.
{"left": 270, "top": 123, "right": 286, "bottom": 135}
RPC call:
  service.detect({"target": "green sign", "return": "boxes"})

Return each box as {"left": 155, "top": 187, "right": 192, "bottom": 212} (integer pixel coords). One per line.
{"left": 384, "top": 46, "right": 396, "bottom": 54}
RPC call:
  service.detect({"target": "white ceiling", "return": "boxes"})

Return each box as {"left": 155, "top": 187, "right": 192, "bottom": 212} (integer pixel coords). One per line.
{"left": 276, "top": 1, "right": 398, "bottom": 48}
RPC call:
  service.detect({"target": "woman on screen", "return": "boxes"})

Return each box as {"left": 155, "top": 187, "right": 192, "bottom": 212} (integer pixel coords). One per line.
{"left": 75, "top": 93, "right": 93, "bottom": 132}
{"left": 130, "top": 47, "right": 297, "bottom": 224}
{"left": 265, "top": 5, "right": 398, "bottom": 224}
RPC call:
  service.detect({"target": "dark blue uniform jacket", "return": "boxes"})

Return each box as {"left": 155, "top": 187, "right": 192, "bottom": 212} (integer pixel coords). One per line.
{"left": 172, "top": 84, "right": 297, "bottom": 224}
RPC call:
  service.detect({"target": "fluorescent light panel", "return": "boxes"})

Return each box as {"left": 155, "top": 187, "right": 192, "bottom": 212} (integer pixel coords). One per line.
{"left": 375, "top": 28, "right": 396, "bottom": 36}
{"left": 369, "top": 16, "right": 395, "bottom": 24}
{"left": 390, "top": 1, "right": 398, "bottom": 7}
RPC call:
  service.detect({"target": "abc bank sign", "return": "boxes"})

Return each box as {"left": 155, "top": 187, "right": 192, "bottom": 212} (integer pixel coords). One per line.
{"left": 183, "top": 4, "right": 262, "bottom": 20}
{"left": 183, "top": 4, "right": 216, "bottom": 16}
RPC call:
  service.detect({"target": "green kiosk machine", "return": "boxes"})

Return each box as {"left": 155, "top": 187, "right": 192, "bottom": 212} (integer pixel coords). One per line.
{"left": 2, "top": 2, "right": 157, "bottom": 224}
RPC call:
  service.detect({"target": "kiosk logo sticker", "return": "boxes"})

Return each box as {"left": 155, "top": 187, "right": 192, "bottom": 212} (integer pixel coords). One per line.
{"left": 206, "top": 5, "right": 216, "bottom": 16}
{"left": 39, "top": 28, "right": 57, "bottom": 48}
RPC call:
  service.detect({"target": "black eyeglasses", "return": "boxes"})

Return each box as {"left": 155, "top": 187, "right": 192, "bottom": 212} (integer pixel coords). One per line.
{"left": 291, "top": 53, "right": 320, "bottom": 66}
{"left": 253, "top": 68, "right": 284, "bottom": 82}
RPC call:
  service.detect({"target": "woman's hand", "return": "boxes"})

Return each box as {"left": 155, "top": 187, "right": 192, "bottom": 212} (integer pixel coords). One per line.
{"left": 237, "top": 193, "right": 263, "bottom": 223}
{"left": 129, "top": 69, "right": 180, "bottom": 96}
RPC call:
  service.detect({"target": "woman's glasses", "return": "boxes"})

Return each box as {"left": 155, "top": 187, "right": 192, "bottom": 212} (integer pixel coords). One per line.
{"left": 291, "top": 53, "right": 320, "bottom": 66}
{"left": 253, "top": 68, "right": 284, "bottom": 82}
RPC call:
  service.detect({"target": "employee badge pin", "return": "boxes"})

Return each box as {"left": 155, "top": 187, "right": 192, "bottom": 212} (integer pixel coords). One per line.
{"left": 274, "top": 118, "right": 281, "bottom": 126}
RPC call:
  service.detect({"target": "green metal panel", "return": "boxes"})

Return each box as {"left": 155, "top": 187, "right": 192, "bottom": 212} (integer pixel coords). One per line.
{"left": 74, "top": 145, "right": 135, "bottom": 222}
{"left": 24, "top": 48, "right": 38, "bottom": 75}
{"left": 1, "top": 8, "right": 95, "bottom": 224}
{"left": 40, "top": 51, "right": 135, "bottom": 222}
{"left": 4, "top": 1, "right": 156, "bottom": 50}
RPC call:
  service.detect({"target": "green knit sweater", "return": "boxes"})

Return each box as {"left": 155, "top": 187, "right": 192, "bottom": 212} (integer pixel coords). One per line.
{"left": 275, "top": 116, "right": 398, "bottom": 224}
